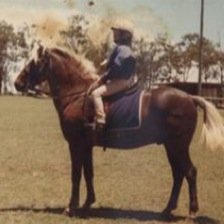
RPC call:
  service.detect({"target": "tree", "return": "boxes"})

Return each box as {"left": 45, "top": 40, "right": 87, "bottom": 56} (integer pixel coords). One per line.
{"left": 0, "top": 20, "right": 28, "bottom": 94}
{"left": 60, "top": 14, "right": 111, "bottom": 70}
{"left": 133, "top": 37, "right": 152, "bottom": 88}
{"left": 175, "top": 33, "right": 218, "bottom": 82}
{"left": 133, "top": 35, "right": 175, "bottom": 89}
{"left": 60, "top": 15, "right": 89, "bottom": 54}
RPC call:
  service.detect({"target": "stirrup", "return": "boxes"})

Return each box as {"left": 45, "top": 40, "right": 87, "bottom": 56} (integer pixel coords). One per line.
{"left": 96, "top": 122, "right": 105, "bottom": 130}
{"left": 84, "top": 122, "right": 96, "bottom": 129}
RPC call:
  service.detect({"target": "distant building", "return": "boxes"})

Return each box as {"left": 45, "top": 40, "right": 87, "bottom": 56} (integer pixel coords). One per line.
{"left": 160, "top": 82, "right": 224, "bottom": 108}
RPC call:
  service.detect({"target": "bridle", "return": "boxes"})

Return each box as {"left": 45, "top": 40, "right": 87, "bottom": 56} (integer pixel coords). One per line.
{"left": 26, "top": 47, "right": 93, "bottom": 121}
{"left": 29, "top": 49, "right": 89, "bottom": 101}
{"left": 31, "top": 85, "right": 87, "bottom": 101}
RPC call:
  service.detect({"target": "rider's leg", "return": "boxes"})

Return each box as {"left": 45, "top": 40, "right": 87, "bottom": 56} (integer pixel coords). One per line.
{"left": 91, "top": 78, "right": 133, "bottom": 125}
{"left": 91, "top": 85, "right": 107, "bottom": 125}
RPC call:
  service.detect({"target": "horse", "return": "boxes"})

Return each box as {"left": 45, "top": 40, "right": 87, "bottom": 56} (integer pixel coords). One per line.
{"left": 15, "top": 46, "right": 224, "bottom": 218}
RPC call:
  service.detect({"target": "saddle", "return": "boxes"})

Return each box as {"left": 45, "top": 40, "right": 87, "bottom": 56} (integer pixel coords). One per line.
{"left": 84, "top": 84, "right": 148, "bottom": 131}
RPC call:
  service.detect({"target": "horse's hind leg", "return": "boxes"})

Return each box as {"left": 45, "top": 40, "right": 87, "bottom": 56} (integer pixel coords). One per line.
{"left": 184, "top": 151, "right": 198, "bottom": 217}
{"left": 164, "top": 142, "right": 198, "bottom": 217}
{"left": 163, "top": 144, "right": 184, "bottom": 215}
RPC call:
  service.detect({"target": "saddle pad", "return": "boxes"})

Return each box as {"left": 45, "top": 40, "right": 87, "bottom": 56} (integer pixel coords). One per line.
{"left": 106, "top": 90, "right": 144, "bottom": 130}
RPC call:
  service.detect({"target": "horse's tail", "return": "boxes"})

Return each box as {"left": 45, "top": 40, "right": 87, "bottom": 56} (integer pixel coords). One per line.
{"left": 191, "top": 95, "right": 224, "bottom": 150}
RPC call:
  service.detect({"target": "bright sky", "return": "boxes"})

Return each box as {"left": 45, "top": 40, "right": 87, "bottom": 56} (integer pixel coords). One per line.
{"left": 0, "top": 0, "right": 224, "bottom": 47}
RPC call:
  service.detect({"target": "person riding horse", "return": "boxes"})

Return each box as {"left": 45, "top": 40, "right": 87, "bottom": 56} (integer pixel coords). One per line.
{"left": 15, "top": 39, "right": 224, "bottom": 218}
{"left": 88, "top": 20, "right": 136, "bottom": 132}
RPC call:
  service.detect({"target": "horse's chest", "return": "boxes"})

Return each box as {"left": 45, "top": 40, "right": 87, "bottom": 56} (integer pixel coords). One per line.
{"left": 62, "top": 103, "right": 83, "bottom": 123}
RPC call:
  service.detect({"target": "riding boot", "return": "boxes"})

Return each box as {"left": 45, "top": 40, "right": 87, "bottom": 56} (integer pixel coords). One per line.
{"left": 96, "top": 122, "right": 106, "bottom": 146}
{"left": 96, "top": 122, "right": 105, "bottom": 136}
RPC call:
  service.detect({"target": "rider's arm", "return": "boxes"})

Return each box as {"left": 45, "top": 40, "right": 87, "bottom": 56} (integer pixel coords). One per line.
{"left": 101, "top": 45, "right": 136, "bottom": 82}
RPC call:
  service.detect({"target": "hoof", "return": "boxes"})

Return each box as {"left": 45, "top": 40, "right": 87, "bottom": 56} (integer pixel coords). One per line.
{"left": 161, "top": 207, "right": 176, "bottom": 220}
{"left": 63, "top": 207, "right": 76, "bottom": 217}
{"left": 82, "top": 196, "right": 96, "bottom": 210}
{"left": 189, "top": 211, "right": 197, "bottom": 219}
{"left": 162, "top": 207, "right": 172, "bottom": 216}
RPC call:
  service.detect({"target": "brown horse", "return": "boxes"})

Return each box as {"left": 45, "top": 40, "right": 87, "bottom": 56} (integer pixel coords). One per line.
{"left": 15, "top": 46, "right": 224, "bottom": 218}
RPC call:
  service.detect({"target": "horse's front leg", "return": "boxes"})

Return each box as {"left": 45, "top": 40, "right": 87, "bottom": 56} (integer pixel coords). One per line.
{"left": 64, "top": 142, "right": 83, "bottom": 216}
{"left": 82, "top": 144, "right": 95, "bottom": 210}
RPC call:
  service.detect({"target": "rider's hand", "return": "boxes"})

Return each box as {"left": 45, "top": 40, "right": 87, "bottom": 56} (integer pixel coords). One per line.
{"left": 87, "top": 80, "right": 100, "bottom": 95}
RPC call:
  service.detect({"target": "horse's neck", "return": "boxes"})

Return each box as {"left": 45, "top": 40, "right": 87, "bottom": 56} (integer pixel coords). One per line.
{"left": 48, "top": 67, "right": 94, "bottom": 110}
{"left": 47, "top": 52, "right": 98, "bottom": 108}
{"left": 48, "top": 74, "right": 89, "bottom": 98}
{"left": 49, "top": 79, "right": 88, "bottom": 116}
{"left": 49, "top": 59, "right": 74, "bottom": 88}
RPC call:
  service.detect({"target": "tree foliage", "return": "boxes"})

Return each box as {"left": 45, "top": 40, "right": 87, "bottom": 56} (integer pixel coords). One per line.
{"left": 0, "top": 21, "right": 28, "bottom": 62}
{"left": 1, "top": 14, "right": 224, "bottom": 93}
{"left": 59, "top": 14, "right": 110, "bottom": 69}
{"left": 0, "top": 20, "right": 28, "bottom": 93}
{"left": 134, "top": 33, "right": 224, "bottom": 88}
{"left": 60, "top": 15, "right": 89, "bottom": 54}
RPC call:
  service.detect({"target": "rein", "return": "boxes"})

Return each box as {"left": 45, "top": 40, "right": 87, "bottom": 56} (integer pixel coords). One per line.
{"left": 51, "top": 90, "right": 86, "bottom": 100}
{"left": 30, "top": 87, "right": 86, "bottom": 100}
{"left": 34, "top": 83, "right": 90, "bottom": 117}
{"left": 30, "top": 47, "right": 94, "bottom": 123}
{"left": 34, "top": 51, "right": 90, "bottom": 101}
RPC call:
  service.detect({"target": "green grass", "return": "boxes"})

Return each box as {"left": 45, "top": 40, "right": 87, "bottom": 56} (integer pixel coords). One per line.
{"left": 0, "top": 95, "right": 223, "bottom": 224}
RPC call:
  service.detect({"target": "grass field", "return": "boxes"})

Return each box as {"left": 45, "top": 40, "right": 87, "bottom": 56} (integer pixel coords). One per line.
{"left": 0, "top": 95, "right": 223, "bottom": 224}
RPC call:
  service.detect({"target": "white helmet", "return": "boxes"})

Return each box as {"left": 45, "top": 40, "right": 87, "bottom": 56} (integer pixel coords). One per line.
{"left": 111, "top": 19, "right": 134, "bottom": 36}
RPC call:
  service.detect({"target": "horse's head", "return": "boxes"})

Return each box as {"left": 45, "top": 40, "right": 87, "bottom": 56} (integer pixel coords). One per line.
{"left": 15, "top": 45, "right": 50, "bottom": 92}
{"left": 15, "top": 45, "right": 99, "bottom": 96}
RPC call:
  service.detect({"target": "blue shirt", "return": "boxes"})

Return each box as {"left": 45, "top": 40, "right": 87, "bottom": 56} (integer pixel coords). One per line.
{"left": 102, "top": 45, "right": 136, "bottom": 81}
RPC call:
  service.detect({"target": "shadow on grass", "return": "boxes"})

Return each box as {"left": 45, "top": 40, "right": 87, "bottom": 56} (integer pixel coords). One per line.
{"left": 0, "top": 206, "right": 220, "bottom": 223}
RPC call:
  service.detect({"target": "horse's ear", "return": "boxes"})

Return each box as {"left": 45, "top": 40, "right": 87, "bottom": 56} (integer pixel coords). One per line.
{"left": 43, "top": 48, "right": 52, "bottom": 67}
{"left": 44, "top": 48, "right": 50, "bottom": 57}
{"left": 37, "top": 45, "right": 44, "bottom": 58}
{"left": 43, "top": 49, "right": 51, "bottom": 62}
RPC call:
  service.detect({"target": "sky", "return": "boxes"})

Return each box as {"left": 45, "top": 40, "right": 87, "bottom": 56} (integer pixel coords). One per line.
{"left": 0, "top": 0, "right": 224, "bottom": 47}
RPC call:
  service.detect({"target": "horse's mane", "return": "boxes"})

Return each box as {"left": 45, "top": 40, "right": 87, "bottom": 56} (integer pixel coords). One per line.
{"left": 51, "top": 48, "right": 72, "bottom": 60}
{"left": 48, "top": 47, "right": 99, "bottom": 81}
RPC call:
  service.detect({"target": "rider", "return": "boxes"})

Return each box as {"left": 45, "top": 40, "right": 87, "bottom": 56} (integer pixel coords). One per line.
{"left": 89, "top": 20, "right": 136, "bottom": 131}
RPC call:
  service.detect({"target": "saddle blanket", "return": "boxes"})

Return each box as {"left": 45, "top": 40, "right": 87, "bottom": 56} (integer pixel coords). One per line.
{"left": 106, "top": 90, "right": 144, "bottom": 130}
